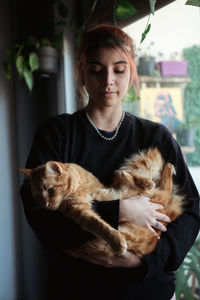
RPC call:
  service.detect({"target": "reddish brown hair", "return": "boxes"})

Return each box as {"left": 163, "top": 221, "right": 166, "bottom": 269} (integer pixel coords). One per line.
{"left": 76, "top": 24, "right": 138, "bottom": 99}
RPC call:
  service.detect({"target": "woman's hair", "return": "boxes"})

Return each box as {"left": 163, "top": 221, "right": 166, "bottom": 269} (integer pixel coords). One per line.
{"left": 76, "top": 24, "right": 138, "bottom": 101}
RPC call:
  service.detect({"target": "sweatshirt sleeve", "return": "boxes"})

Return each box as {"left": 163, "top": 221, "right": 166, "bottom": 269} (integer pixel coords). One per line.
{"left": 20, "top": 116, "right": 119, "bottom": 252}
{"left": 142, "top": 126, "right": 200, "bottom": 278}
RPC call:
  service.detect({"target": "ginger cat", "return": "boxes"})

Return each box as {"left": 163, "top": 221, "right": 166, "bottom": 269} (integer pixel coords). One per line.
{"left": 19, "top": 148, "right": 184, "bottom": 258}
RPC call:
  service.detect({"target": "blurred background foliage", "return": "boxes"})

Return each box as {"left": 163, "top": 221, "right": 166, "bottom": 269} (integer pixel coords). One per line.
{"left": 183, "top": 45, "right": 200, "bottom": 166}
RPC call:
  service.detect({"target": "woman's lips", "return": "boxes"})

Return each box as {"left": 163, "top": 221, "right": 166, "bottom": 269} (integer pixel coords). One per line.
{"left": 101, "top": 91, "right": 116, "bottom": 97}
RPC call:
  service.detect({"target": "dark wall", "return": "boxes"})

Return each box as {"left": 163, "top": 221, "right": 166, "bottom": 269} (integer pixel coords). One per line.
{"left": 12, "top": 1, "right": 65, "bottom": 299}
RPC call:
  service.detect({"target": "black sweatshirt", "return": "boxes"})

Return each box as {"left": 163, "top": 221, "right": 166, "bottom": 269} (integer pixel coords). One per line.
{"left": 20, "top": 109, "right": 200, "bottom": 300}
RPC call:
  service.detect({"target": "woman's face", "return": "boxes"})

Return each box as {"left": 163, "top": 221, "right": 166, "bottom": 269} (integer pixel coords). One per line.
{"left": 83, "top": 46, "right": 131, "bottom": 109}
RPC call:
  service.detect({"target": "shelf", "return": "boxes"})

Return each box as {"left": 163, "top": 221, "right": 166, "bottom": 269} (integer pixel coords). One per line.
{"left": 139, "top": 76, "right": 191, "bottom": 88}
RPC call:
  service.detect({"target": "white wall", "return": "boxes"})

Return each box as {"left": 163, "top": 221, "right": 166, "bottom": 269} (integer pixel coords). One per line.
{"left": 124, "top": 0, "right": 200, "bottom": 60}
{"left": 0, "top": 1, "right": 23, "bottom": 299}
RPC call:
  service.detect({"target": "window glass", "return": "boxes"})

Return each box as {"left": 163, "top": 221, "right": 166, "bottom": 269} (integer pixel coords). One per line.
{"left": 123, "top": 2, "right": 200, "bottom": 297}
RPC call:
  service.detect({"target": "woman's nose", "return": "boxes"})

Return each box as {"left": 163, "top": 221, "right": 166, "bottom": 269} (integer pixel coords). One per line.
{"left": 103, "top": 70, "right": 114, "bottom": 87}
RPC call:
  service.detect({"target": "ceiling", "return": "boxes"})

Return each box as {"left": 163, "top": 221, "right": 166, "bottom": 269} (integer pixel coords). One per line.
{"left": 85, "top": 0, "right": 176, "bottom": 29}
{"left": 118, "top": 0, "right": 176, "bottom": 26}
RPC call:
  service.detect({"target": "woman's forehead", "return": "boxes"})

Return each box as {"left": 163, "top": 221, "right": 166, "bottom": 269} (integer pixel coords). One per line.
{"left": 86, "top": 46, "right": 128, "bottom": 65}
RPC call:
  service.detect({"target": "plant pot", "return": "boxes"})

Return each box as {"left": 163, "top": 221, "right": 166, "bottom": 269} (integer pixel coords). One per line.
{"left": 38, "top": 46, "right": 59, "bottom": 75}
{"left": 138, "top": 56, "right": 155, "bottom": 76}
{"left": 176, "top": 127, "right": 195, "bottom": 146}
{"left": 157, "top": 61, "right": 188, "bottom": 77}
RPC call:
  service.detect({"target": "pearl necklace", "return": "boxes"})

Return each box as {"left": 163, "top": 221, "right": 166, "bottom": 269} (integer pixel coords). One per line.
{"left": 85, "top": 110, "right": 125, "bottom": 141}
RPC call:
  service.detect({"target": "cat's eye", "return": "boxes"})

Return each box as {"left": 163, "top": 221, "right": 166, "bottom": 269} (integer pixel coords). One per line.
{"left": 48, "top": 187, "right": 54, "bottom": 196}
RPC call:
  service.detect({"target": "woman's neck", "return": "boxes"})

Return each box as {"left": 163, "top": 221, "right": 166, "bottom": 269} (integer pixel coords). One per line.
{"left": 85, "top": 102, "right": 123, "bottom": 131}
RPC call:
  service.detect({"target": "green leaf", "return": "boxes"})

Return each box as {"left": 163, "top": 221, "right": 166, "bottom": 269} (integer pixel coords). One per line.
{"left": 57, "top": 2, "right": 68, "bottom": 18}
{"left": 26, "top": 36, "right": 40, "bottom": 48}
{"left": 40, "top": 38, "right": 52, "bottom": 47}
{"left": 3, "top": 61, "right": 12, "bottom": 79}
{"left": 185, "top": 0, "right": 200, "bottom": 7}
{"left": 140, "top": 23, "right": 151, "bottom": 43}
{"left": 76, "top": 25, "right": 86, "bottom": 46}
{"left": 16, "top": 55, "right": 25, "bottom": 79}
{"left": 91, "top": 0, "right": 98, "bottom": 12}
{"left": 23, "top": 67, "right": 34, "bottom": 91}
{"left": 29, "top": 52, "right": 39, "bottom": 72}
{"left": 116, "top": 0, "right": 138, "bottom": 20}
{"left": 52, "top": 31, "right": 63, "bottom": 48}
{"left": 149, "top": 0, "right": 157, "bottom": 15}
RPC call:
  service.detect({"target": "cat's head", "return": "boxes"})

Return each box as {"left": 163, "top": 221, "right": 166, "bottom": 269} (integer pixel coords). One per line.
{"left": 19, "top": 161, "right": 80, "bottom": 210}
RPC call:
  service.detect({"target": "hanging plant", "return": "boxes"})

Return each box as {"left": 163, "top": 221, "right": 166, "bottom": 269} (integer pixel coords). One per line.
{"left": 3, "top": 36, "right": 41, "bottom": 91}
{"left": 115, "top": 0, "right": 138, "bottom": 20}
{"left": 115, "top": 0, "right": 158, "bottom": 43}
{"left": 185, "top": 0, "right": 200, "bottom": 7}
{"left": 3, "top": 0, "right": 68, "bottom": 91}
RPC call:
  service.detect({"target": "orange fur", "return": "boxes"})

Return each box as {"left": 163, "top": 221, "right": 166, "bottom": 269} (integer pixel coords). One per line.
{"left": 19, "top": 148, "right": 184, "bottom": 258}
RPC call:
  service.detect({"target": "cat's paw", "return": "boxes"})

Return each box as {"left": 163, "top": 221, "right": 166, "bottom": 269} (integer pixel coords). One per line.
{"left": 134, "top": 176, "right": 155, "bottom": 190}
{"left": 110, "top": 233, "right": 127, "bottom": 256}
{"left": 118, "top": 238, "right": 128, "bottom": 256}
{"left": 166, "top": 163, "right": 176, "bottom": 175}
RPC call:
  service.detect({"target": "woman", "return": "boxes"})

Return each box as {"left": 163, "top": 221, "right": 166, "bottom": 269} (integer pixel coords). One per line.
{"left": 20, "top": 24, "right": 200, "bottom": 300}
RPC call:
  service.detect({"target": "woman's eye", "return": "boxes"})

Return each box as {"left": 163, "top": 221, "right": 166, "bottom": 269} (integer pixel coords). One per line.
{"left": 48, "top": 187, "right": 54, "bottom": 196}
{"left": 90, "top": 69, "right": 102, "bottom": 74}
{"left": 115, "top": 70, "right": 125, "bottom": 74}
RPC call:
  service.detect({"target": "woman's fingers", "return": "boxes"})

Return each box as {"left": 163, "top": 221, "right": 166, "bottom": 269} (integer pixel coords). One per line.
{"left": 146, "top": 219, "right": 167, "bottom": 235}
{"left": 146, "top": 223, "right": 159, "bottom": 238}
{"left": 152, "top": 219, "right": 167, "bottom": 232}
{"left": 149, "top": 202, "right": 165, "bottom": 211}
{"left": 155, "top": 211, "right": 171, "bottom": 223}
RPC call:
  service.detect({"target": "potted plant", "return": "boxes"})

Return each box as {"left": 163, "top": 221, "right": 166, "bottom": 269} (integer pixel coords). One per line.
{"left": 137, "top": 41, "right": 156, "bottom": 76}
{"left": 3, "top": 0, "right": 68, "bottom": 91}
{"left": 175, "top": 237, "right": 200, "bottom": 299}
{"left": 176, "top": 122, "right": 196, "bottom": 147}
{"left": 3, "top": 0, "right": 158, "bottom": 91}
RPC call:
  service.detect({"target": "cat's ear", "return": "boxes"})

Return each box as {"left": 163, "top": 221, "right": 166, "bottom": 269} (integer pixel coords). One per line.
{"left": 46, "top": 161, "right": 63, "bottom": 176}
{"left": 18, "top": 168, "right": 32, "bottom": 178}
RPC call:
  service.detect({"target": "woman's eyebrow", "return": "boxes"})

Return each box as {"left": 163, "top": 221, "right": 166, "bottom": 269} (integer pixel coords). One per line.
{"left": 114, "top": 61, "right": 128, "bottom": 65}
{"left": 87, "top": 60, "right": 128, "bottom": 65}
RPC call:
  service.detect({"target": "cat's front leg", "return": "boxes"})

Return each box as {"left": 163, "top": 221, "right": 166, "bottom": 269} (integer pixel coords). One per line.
{"left": 159, "top": 163, "right": 175, "bottom": 193}
{"left": 60, "top": 200, "right": 127, "bottom": 256}
{"left": 114, "top": 170, "right": 155, "bottom": 190}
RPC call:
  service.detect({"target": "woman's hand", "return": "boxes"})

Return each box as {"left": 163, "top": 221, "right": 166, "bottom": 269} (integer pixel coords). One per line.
{"left": 81, "top": 250, "right": 141, "bottom": 268}
{"left": 119, "top": 196, "right": 171, "bottom": 237}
